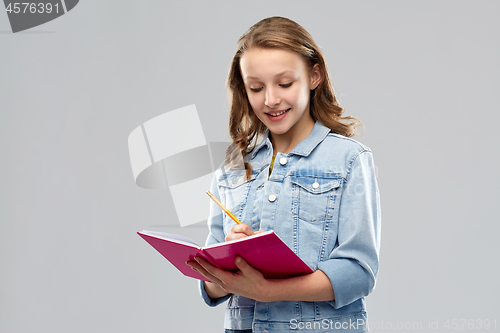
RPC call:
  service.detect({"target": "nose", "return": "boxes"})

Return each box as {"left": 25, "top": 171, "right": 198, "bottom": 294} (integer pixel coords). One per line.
{"left": 264, "top": 87, "right": 281, "bottom": 107}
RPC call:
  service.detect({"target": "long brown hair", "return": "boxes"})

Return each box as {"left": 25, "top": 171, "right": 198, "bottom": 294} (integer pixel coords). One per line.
{"left": 227, "top": 17, "right": 360, "bottom": 177}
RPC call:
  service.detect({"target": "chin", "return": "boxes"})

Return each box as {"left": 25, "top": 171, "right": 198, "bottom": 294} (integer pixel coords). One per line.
{"left": 267, "top": 125, "right": 290, "bottom": 135}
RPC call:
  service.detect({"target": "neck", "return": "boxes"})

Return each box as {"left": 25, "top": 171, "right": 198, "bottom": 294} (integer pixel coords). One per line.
{"left": 270, "top": 117, "right": 315, "bottom": 155}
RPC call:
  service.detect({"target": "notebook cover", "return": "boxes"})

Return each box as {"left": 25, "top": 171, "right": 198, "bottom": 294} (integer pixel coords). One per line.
{"left": 203, "top": 232, "right": 314, "bottom": 279}
{"left": 137, "top": 232, "right": 212, "bottom": 281}
{"left": 138, "top": 231, "right": 313, "bottom": 282}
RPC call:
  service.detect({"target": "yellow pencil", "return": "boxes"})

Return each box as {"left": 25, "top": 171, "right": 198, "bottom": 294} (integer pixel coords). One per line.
{"left": 206, "top": 191, "right": 242, "bottom": 225}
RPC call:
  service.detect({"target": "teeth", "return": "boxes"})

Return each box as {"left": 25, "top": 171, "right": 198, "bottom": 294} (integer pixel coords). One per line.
{"left": 268, "top": 109, "right": 288, "bottom": 116}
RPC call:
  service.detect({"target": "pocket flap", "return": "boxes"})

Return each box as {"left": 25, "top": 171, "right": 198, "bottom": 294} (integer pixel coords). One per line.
{"left": 290, "top": 176, "right": 341, "bottom": 194}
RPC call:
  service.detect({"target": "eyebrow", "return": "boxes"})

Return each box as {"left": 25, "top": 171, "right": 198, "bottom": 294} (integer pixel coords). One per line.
{"left": 244, "top": 70, "right": 295, "bottom": 81}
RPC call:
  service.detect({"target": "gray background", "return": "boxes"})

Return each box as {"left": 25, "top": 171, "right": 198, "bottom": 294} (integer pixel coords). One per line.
{"left": 1, "top": 1, "right": 499, "bottom": 332}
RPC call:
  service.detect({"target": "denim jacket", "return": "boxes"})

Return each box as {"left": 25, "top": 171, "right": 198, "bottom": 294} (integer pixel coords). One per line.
{"left": 199, "top": 122, "right": 381, "bottom": 333}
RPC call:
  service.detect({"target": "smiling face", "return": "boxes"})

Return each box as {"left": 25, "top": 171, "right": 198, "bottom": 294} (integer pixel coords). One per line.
{"left": 240, "top": 48, "right": 321, "bottom": 150}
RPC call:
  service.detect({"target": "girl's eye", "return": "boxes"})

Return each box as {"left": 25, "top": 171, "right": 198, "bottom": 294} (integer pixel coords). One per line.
{"left": 280, "top": 82, "right": 293, "bottom": 88}
{"left": 250, "top": 87, "right": 263, "bottom": 93}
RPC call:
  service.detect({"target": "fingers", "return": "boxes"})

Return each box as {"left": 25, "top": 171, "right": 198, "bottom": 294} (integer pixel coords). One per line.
{"left": 188, "top": 256, "right": 267, "bottom": 300}
{"left": 231, "top": 223, "right": 255, "bottom": 236}
{"left": 193, "top": 256, "right": 219, "bottom": 276}
{"left": 234, "top": 256, "right": 255, "bottom": 276}
{"left": 186, "top": 259, "right": 221, "bottom": 284}
{"left": 187, "top": 256, "right": 232, "bottom": 287}
{"left": 234, "top": 256, "right": 247, "bottom": 274}
{"left": 225, "top": 223, "right": 255, "bottom": 241}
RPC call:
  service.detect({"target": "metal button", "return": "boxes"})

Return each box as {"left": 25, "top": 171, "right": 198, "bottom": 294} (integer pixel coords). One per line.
{"left": 268, "top": 194, "right": 277, "bottom": 202}
{"left": 279, "top": 157, "right": 287, "bottom": 165}
{"left": 312, "top": 179, "right": 319, "bottom": 189}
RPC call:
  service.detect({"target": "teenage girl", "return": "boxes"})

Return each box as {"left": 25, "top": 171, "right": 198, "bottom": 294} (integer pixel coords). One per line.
{"left": 187, "top": 16, "right": 381, "bottom": 333}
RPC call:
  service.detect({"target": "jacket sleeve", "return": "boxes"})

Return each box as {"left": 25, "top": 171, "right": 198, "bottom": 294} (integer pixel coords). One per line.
{"left": 317, "top": 150, "right": 381, "bottom": 309}
{"left": 198, "top": 173, "right": 232, "bottom": 307}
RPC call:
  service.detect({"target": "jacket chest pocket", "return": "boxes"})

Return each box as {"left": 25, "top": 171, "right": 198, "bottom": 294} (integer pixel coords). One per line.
{"left": 290, "top": 176, "right": 341, "bottom": 223}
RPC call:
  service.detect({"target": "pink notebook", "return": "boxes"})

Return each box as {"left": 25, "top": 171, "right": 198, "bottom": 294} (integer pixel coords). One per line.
{"left": 137, "top": 230, "right": 314, "bottom": 282}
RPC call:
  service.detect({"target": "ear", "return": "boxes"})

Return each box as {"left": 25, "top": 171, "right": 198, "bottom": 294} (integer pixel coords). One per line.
{"left": 310, "top": 63, "right": 322, "bottom": 90}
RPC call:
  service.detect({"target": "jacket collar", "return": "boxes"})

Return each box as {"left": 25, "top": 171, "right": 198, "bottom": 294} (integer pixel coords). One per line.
{"left": 250, "top": 130, "right": 272, "bottom": 159}
{"left": 251, "top": 121, "right": 331, "bottom": 158}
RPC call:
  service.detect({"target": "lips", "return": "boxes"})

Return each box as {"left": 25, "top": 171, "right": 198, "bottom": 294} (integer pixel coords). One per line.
{"left": 264, "top": 108, "right": 290, "bottom": 122}
{"left": 266, "top": 108, "right": 290, "bottom": 116}
{"left": 266, "top": 109, "right": 289, "bottom": 116}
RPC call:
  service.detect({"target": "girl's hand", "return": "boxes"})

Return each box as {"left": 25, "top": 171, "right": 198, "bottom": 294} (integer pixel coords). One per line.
{"left": 187, "top": 255, "right": 272, "bottom": 302}
{"left": 225, "top": 223, "right": 257, "bottom": 241}
{"left": 186, "top": 253, "right": 335, "bottom": 303}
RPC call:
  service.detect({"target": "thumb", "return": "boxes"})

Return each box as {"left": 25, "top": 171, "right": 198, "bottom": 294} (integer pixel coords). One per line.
{"left": 235, "top": 256, "right": 252, "bottom": 274}
{"left": 235, "top": 256, "right": 265, "bottom": 280}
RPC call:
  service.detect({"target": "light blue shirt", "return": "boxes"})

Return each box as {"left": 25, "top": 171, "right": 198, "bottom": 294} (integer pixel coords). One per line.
{"left": 199, "top": 121, "right": 381, "bottom": 332}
